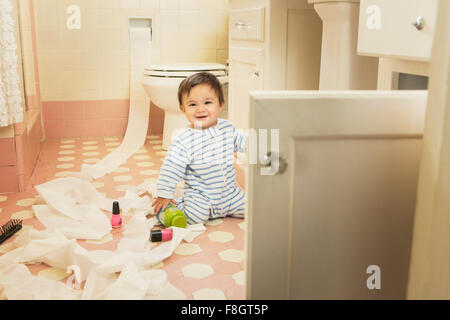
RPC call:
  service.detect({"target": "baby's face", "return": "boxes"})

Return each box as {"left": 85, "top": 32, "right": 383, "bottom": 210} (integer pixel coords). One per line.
{"left": 180, "top": 84, "right": 223, "bottom": 130}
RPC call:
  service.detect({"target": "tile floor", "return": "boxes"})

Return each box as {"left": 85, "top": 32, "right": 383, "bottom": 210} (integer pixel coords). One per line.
{"left": 0, "top": 135, "right": 245, "bottom": 299}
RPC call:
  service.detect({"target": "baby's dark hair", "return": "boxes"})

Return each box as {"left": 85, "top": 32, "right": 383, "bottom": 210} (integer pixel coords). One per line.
{"left": 177, "top": 72, "right": 224, "bottom": 106}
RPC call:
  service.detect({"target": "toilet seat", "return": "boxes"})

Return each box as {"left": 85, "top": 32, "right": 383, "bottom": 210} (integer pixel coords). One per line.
{"left": 143, "top": 62, "right": 227, "bottom": 78}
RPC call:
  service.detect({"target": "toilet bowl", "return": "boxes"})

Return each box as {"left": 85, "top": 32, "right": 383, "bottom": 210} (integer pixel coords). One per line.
{"left": 142, "top": 62, "right": 228, "bottom": 150}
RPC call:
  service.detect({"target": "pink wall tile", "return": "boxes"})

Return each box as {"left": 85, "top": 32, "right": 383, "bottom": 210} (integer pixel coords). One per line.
{"left": 42, "top": 99, "right": 165, "bottom": 139}
{"left": 103, "top": 99, "right": 129, "bottom": 118}
{"left": 15, "top": 133, "right": 29, "bottom": 192}
{"left": 65, "top": 120, "right": 86, "bottom": 138}
{"left": 150, "top": 103, "right": 165, "bottom": 117}
{"left": 43, "top": 101, "right": 64, "bottom": 120}
{"left": 22, "top": 118, "right": 43, "bottom": 191}
{"left": 14, "top": 122, "right": 24, "bottom": 136}
{"left": 14, "top": 133, "right": 25, "bottom": 175}
{"left": 83, "top": 119, "right": 105, "bottom": 137}
{"left": 104, "top": 118, "right": 128, "bottom": 137}
{"left": 0, "top": 138, "right": 17, "bottom": 166}
{"left": 64, "top": 101, "right": 85, "bottom": 120}
{"left": 0, "top": 166, "right": 18, "bottom": 193}
{"left": 148, "top": 117, "right": 164, "bottom": 135}
{"left": 84, "top": 100, "right": 104, "bottom": 119}
{"left": 30, "top": 114, "right": 43, "bottom": 142}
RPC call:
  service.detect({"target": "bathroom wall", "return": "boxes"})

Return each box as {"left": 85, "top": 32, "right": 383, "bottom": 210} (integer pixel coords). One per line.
{"left": 0, "top": 0, "right": 43, "bottom": 193}
{"left": 34, "top": 0, "right": 229, "bottom": 139}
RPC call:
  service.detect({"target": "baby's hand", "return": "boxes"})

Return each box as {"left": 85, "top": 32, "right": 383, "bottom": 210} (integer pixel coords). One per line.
{"left": 151, "top": 197, "right": 178, "bottom": 215}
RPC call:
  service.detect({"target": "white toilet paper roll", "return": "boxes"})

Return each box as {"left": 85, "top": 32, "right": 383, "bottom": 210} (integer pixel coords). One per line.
{"left": 80, "top": 26, "right": 152, "bottom": 179}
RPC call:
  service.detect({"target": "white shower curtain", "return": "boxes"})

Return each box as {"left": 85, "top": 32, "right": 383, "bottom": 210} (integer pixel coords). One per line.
{"left": 0, "top": 0, "right": 23, "bottom": 127}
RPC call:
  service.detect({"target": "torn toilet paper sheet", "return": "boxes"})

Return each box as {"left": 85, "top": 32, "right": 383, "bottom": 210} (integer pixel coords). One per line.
{"left": 32, "top": 177, "right": 161, "bottom": 240}
{"left": 115, "top": 214, "right": 156, "bottom": 253}
{"left": 33, "top": 205, "right": 111, "bottom": 240}
{"left": 0, "top": 211, "right": 205, "bottom": 299}
{"left": 35, "top": 177, "right": 113, "bottom": 219}
{"left": 84, "top": 261, "right": 185, "bottom": 300}
{"left": 33, "top": 177, "right": 113, "bottom": 240}
{"left": 0, "top": 264, "right": 82, "bottom": 300}
{"left": 78, "top": 144, "right": 138, "bottom": 180}
{"left": 0, "top": 261, "right": 184, "bottom": 300}
{"left": 0, "top": 229, "right": 114, "bottom": 282}
{"left": 81, "top": 224, "right": 205, "bottom": 299}
{"left": 132, "top": 179, "right": 185, "bottom": 200}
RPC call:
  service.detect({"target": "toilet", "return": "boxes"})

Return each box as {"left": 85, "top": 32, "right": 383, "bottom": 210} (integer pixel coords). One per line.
{"left": 142, "top": 62, "right": 228, "bottom": 150}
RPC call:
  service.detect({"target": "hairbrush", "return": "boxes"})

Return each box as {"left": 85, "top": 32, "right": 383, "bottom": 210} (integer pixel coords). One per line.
{"left": 0, "top": 219, "right": 23, "bottom": 245}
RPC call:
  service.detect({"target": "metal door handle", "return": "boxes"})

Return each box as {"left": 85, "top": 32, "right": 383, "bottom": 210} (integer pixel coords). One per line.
{"left": 261, "top": 152, "right": 288, "bottom": 175}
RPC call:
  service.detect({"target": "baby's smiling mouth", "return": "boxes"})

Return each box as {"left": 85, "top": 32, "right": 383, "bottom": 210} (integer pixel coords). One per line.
{"left": 195, "top": 115, "right": 208, "bottom": 119}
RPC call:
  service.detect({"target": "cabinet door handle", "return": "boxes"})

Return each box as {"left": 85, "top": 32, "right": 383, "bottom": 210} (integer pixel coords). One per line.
{"left": 249, "top": 70, "right": 259, "bottom": 78}
{"left": 412, "top": 16, "right": 424, "bottom": 30}
{"left": 235, "top": 21, "right": 252, "bottom": 29}
{"left": 235, "top": 21, "right": 246, "bottom": 29}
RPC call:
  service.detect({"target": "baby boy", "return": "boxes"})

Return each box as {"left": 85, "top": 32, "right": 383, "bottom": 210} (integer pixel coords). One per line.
{"left": 151, "top": 72, "right": 247, "bottom": 224}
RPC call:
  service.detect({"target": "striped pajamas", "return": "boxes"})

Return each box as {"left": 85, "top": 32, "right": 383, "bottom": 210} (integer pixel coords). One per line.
{"left": 156, "top": 118, "right": 246, "bottom": 225}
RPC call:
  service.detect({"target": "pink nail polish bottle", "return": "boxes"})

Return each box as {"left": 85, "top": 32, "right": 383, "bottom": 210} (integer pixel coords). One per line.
{"left": 150, "top": 228, "right": 173, "bottom": 242}
{"left": 111, "top": 201, "right": 122, "bottom": 228}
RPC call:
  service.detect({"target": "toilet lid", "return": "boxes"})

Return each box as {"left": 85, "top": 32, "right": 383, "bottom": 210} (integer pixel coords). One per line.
{"left": 143, "top": 62, "right": 227, "bottom": 78}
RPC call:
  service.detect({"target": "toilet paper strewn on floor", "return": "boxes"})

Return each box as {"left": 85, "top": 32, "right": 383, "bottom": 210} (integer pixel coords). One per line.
{"left": 0, "top": 210, "right": 205, "bottom": 300}
{"left": 35, "top": 177, "right": 113, "bottom": 219}
{"left": 0, "top": 264, "right": 82, "bottom": 300}
{"left": 32, "top": 177, "right": 160, "bottom": 240}
{"left": 33, "top": 205, "right": 111, "bottom": 240}
{"left": 33, "top": 177, "right": 113, "bottom": 240}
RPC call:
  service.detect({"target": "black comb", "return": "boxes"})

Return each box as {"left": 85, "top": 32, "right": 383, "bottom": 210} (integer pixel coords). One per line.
{"left": 0, "top": 219, "right": 23, "bottom": 245}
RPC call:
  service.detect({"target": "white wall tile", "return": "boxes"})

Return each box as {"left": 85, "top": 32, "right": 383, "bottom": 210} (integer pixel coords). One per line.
{"left": 160, "top": 0, "right": 179, "bottom": 10}
{"left": 120, "top": 0, "right": 140, "bottom": 9}
{"left": 35, "top": 0, "right": 229, "bottom": 100}
{"left": 216, "top": 12, "right": 228, "bottom": 49}
{"left": 140, "top": 0, "right": 159, "bottom": 10}
{"left": 98, "top": 9, "right": 121, "bottom": 29}
{"left": 36, "top": 30, "right": 61, "bottom": 50}
{"left": 160, "top": 11, "right": 180, "bottom": 31}
{"left": 91, "top": 0, "right": 120, "bottom": 9}
{"left": 216, "top": 0, "right": 229, "bottom": 12}
{"left": 180, "top": 0, "right": 216, "bottom": 11}
{"left": 81, "top": 70, "right": 104, "bottom": 90}
{"left": 216, "top": 48, "right": 228, "bottom": 65}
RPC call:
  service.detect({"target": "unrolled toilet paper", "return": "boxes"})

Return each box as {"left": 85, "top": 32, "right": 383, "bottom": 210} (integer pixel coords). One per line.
{"left": 79, "top": 26, "right": 152, "bottom": 179}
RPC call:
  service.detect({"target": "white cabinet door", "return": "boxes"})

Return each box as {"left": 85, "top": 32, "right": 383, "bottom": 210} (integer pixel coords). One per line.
{"left": 229, "top": 7, "right": 265, "bottom": 42}
{"left": 358, "top": 0, "right": 439, "bottom": 61}
{"left": 245, "top": 90, "right": 427, "bottom": 299}
{"left": 228, "top": 47, "right": 264, "bottom": 130}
